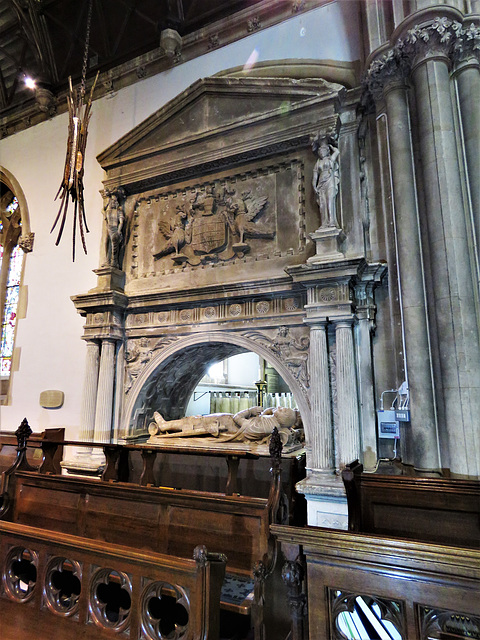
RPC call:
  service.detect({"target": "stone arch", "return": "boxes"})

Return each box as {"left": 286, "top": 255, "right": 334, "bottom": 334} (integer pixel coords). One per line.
{"left": 0, "top": 166, "right": 32, "bottom": 236}
{"left": 123, "top": 331, "right": 311, "bottom": 437}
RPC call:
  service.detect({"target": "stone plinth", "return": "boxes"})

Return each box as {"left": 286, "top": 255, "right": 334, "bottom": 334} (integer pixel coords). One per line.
{"left": 296, "top": 473, "right": 348, "bottom": 529}
{"left": 307, "top": 227, "right": 345, "bottom": 264}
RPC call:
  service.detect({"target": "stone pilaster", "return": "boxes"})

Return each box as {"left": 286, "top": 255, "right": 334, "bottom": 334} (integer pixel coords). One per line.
{"left": 334, "top": 319, "right": 361, "bottom": 468}
{"left": 113, "top": 340, "right": 125, "bottom": 441}
{"left": 306, "top": 321, "right": 334, "bottom": 473}
{"left": 93, "top": 339, "right": 117, "bottom": 444}
{"left": 355, "top": 275, "right": 384, "bottom": 470}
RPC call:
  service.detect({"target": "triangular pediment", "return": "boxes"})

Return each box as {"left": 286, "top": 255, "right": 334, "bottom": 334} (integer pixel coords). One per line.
{"left": 97, "top": 76, "right": 343, "bottom": 190}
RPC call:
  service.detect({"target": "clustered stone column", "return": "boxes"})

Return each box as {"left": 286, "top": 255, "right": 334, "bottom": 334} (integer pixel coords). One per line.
{"left": 366, "top": 12, "right": 480, "bottom": 476}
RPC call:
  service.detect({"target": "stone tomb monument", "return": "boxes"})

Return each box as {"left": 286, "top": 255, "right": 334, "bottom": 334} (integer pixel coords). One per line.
{"left": 71, "top": 70, "right": 386, "bottom": 528}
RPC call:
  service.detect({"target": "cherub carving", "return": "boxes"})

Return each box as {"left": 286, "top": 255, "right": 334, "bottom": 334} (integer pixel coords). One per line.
{"left": 226, "top": 190, "right": 274, "bottom": 245}
{"left": 153, "top": 205, "right": 191, "bottom": 260}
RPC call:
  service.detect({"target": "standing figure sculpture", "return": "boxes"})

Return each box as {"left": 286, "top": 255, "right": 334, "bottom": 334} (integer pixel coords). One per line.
{"left": 312, "top": 136, "right": 340, "bottom": 228}
{"left": 103, "top": 188, "right": 126, "bottom": 269}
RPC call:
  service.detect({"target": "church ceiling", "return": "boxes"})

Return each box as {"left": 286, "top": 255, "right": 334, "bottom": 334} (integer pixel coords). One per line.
{"left": 0, "top": 0, "right": 321, "bottom": 136}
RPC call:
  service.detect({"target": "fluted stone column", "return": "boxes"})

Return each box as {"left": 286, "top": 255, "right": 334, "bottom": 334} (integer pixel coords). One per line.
{"left": 382, "top": 78, "right": 440, "bottom": 471}
{"left": 93, "top": 339, "right": 116, "bottom": 444}
{"left": 78, "top": 340, "right": 100, "bottom": 443}
{"left": 307, "top": 322, "right": 334, "bottom": 473}
{"left": 453, "top": 55, "right": 480, "bottom": 253}
{"left": 411, "top": 46, "right": 480, "bottom": 476}
{"left": 113, "top": 341, "right": 125, "bottom": 441}
{"left": 335, "top": 319, "right": 361, "bottom": 467}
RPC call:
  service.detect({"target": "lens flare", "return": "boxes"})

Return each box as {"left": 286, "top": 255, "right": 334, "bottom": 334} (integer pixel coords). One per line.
{"left": 243, "top": 49, "right": 259, "bottom": 72}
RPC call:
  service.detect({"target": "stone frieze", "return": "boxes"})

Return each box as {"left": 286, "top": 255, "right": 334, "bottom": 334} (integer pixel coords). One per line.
{"left": 125, "top": 295, "right": 305, "bottom": 330}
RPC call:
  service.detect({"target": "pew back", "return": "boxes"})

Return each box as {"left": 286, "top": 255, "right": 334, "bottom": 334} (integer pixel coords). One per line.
{"left": 0, "top": 519, "right": 226, "bottom": 640}
{"left": 342, "top": 461, "right": 480, "bottom": 548}
{"left": 11, "top": 471, "right": 270, "bottom": 576}
{"left": 273, "top": 524, "right": 480, "bottom": 640}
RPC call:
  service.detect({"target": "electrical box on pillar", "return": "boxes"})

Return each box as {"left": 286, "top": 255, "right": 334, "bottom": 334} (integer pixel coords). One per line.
{"left": 377, "top": 382, "right": 410, "bottom": 442}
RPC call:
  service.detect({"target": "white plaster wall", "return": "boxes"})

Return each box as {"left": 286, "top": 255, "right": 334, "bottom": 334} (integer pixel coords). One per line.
{"left": 0, "top": 2, "right": 361, "bottom": 437}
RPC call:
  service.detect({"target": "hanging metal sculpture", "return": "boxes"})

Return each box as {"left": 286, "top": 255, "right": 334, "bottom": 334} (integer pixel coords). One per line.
{"left": 52, "top": 0, "right": 98, "bottom": 260}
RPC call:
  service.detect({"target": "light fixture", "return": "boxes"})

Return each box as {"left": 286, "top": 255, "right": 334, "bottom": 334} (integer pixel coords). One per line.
{"left": 24, "top": 76, "right": 36, "bottom": 90}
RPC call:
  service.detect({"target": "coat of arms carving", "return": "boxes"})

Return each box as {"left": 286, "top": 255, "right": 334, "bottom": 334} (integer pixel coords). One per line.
{"left": 152, "top": 182, "right": 275, "bottom": 266}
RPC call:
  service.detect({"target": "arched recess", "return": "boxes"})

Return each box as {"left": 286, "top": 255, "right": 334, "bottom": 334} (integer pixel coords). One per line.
{"left": 123, "top": 331, "right": 311, "bottom": 437}
{"left": 0, "top": 167, "right": 33, "bottom": 402}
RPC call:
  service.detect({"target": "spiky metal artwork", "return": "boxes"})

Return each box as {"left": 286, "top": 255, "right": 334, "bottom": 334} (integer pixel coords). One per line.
{"left": 52, "top": 72, "right": 98, "bottom": 260}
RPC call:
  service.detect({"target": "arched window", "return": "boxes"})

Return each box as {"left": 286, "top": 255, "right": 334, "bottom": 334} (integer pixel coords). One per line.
{"left": 0, "top": 169, "right": 33, "bottom": 402}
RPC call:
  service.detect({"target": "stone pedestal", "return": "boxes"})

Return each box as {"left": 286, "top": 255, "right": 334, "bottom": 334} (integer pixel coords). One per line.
{"left": 307, "top": 227, "right": 345, "bottom": 264}
{"left": 296, "top": 473, "right": 348, "bottom": 529}
{"left": 92, "top": 265, "right": 125, "bottom": 293}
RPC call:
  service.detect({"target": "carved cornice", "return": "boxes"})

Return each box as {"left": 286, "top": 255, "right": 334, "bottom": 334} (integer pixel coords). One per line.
{"left": 365, "top": 16, "right": 480, "bottom": 102}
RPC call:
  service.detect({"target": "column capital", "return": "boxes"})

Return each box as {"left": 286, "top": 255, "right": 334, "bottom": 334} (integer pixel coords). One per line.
{"left": 365, "top": 16, "right": 480, "bottom": 102}
{"left": 332, "top": 317, "right": 355, "bottom": 329}
{"left": 304, "top": 318, "right": 329, "bottom": 330}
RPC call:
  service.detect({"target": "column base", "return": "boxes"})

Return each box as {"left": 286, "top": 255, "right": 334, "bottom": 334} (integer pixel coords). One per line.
{"left": 307, "top": 226, "right": 345, "bottom": 264}
{"left": 296, "top": 472, "right": 348, "bottom": 529}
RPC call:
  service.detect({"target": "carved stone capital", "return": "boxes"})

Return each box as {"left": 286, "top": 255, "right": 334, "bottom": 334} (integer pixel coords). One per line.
{"left": 365, "top": 17, "right": 479, "bottom": 101}
{"left": 452, "top": 21, "right": 480, "bottom": 66}
{"left": 18, "top": 232, "right": 35, "bottom": 253}
{"left": 401, "top": 17, "right": 462, "bottom": 70}
{"left": 364, "top": 49, "right": 409, "bottom": 102}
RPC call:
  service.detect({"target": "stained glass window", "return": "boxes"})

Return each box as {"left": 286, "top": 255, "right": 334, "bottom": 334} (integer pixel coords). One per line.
{"left": 0, "top": 186, "right": 24, "bottom": 381}
{"left": 6, "top": 196, "right": 18, "bottom": 215}
{"left": 0, "top": 245, "right": 23, "bottom": 376}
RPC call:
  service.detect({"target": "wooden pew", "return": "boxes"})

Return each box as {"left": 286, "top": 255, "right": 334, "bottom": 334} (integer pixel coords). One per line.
{"left": 272, "top": 523, "right": 480, "bottom": 640}
{"left": 0, "top": 424, "right": 296, "bottom": 639}
{"left": 0, "top": 426, "right": 64, "bottom": 475}
{"left": 0, "top": 519, "right": 226, "bottom": 640}
{"left": 341, "top": 460, "right": 480, "bottom": 548}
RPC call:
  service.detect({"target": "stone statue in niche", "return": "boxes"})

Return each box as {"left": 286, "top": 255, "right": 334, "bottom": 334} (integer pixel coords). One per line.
{"left": 103, "top": 187, "right": 126, "bottom": 268}
{"left": 147, "top": 405, "right": 304, "bottom": 451}
{"left": 152, "top": 182, "right": 275, "bottom": 266}
{"left": 312, "top": 134, "right": 340, "bottom": 228}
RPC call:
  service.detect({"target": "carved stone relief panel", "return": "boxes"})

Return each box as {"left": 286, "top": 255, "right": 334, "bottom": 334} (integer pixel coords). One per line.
{"left": 125, "top": 158, "right": 306, "bottom": 290}
{"left": 241, "top": 325, "right": 310, "bottom": 400}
